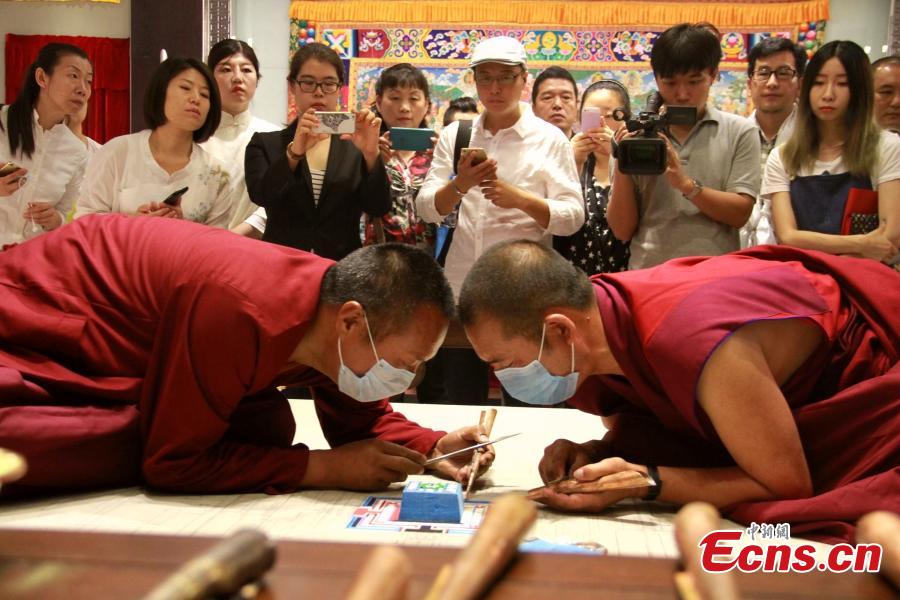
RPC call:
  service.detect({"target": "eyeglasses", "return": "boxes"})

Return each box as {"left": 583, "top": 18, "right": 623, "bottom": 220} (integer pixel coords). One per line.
{"left": 473, "top": 72, "right": 523, "bottom": 87}
{"left": 751, "top": 67, "right": 798, "bottom": 82}
{"left": 294, "top": 78, "right": 341, "bottom": 94}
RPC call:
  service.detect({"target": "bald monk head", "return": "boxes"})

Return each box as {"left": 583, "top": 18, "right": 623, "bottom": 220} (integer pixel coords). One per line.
{"left": 458, "top": 239, "right": 606, "bottom": 407}
{"left": 291, "top": 242, "right": 455, "bottom": 402}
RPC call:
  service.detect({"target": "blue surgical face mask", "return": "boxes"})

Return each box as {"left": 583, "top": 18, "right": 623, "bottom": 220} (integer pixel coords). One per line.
{"left": 494, "top": 323, "right": 579, "bottom": 405}
{"left": 337, "top": 313, "right": 416, "bottom": 402}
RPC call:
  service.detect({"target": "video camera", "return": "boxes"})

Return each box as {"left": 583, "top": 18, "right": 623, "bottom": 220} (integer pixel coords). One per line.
{"left": 612, "top": 92, "right": 697, "bottom": 175}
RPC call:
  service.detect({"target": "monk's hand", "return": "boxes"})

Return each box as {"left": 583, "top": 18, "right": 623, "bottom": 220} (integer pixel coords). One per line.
{"left": 304, "top": 439, "right": 425, "bottom": 491}
{"left": 529, "top": 457, "right": 646, "bottom": 513}
{"left": 537, "top": 438, "right": 612, "bottom": 485}
{"left": 426, "top": 426, "right": 494, "bottom": 484}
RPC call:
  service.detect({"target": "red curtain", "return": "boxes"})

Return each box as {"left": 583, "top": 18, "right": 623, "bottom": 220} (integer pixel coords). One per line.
{"left": 5, "top": 33, "right": 129, "bottom": 144}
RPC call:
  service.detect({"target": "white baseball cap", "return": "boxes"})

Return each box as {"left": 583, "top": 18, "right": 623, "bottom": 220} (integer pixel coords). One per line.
{"left": 469, "top": 36, "right": 527, "bottom": 68}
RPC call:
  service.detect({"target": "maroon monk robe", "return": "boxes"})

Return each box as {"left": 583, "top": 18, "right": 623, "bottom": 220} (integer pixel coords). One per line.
{"left": 567, "top": 246, "right": 899, "bottom": 544}
{"left": 0, "top": 215, "right": 443, "bottom": 497}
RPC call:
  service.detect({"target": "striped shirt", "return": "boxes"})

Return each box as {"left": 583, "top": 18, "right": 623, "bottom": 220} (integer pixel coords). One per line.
{"left": 310, "top": 168, "right": 325, "bottom": 205}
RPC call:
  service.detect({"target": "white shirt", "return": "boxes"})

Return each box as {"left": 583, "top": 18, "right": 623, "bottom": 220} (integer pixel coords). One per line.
{"left": 0, "top": 107, "right": 90, "bottom": 246}
{"left": 741, "top": 107, "right": 797, "bottom": 247}
{"left": 75, "top": 129, "right": 235, "bottom": 227}
{"left": 762, "top": 129, "right": 900, "bottom": 195}
{"left": 245, "top": 205, "right": 267, "bottom": 233}
{"left": 201, "top": 109, "right": 279, "bottom": 229}
{"left": 417, "top": 103, "right": 583, "bottom": 294}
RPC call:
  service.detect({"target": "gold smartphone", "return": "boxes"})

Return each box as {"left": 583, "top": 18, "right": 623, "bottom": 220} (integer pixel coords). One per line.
{"left": 460, "top": 147, "right": 488, "bottom": 166}
{"left": 0, "top": 162, "right": 23, "bottom": 178}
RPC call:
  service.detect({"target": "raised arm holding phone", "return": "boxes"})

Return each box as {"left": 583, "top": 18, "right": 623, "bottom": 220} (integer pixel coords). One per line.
{"left": 245, "top": 43, "right": 389, "bottom": 260}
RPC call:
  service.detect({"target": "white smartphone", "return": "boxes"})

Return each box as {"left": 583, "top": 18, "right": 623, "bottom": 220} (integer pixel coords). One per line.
{"left": 314, "top": 111, "right": 355, "bottom": 135}
{"left": 580, "top": 107, "right": 603, "bottom": 132}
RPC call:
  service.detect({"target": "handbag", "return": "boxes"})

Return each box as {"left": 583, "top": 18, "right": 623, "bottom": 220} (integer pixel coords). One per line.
{"left": 840, "top": 187, "right": 879, "bottom": 235}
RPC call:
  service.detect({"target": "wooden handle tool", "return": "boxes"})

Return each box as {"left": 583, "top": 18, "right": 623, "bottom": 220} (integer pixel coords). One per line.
{"left": 673, "top": 502, "right": 740, "bottom": 600}
{"left": 143, "top": 529, "right": 276, "bottom": 600}
{"left": 464, "top": 408, "right": 497, "bottom": 499}
{"left": 857, "top": 511, "right": 900, "bottom": 590}
{"left": 424, "top": 494, "right": 537, "bottom": 600}
{"left": 345, "top": 545, "right": 412, "bottom": 600}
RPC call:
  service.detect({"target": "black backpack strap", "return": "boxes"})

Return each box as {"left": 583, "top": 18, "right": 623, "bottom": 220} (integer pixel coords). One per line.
{"left": 452, "top": 119, "right": 473, "bottom": 175}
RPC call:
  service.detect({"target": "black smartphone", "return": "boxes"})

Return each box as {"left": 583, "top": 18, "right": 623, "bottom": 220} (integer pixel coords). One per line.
{"left": 162, "top": 186, "right": 189, "bottom": 207}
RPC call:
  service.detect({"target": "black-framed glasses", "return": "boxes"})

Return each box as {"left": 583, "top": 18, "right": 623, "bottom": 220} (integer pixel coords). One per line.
{"left": 473, "top": 72, "right": 523, "bottom": 87}
{"left": 294, "top": 78, "right": 341, "bottom": 94}
{"left": 751, "top": 67, "right": 798, "bottom": 82}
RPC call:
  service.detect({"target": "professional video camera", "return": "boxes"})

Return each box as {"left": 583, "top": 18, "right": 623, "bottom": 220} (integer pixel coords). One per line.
{"left": 612, "top": 92, "right": 697, "bottom": 175}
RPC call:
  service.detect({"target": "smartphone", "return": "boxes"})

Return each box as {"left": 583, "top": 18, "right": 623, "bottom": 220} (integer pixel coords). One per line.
{"left": 390, "top": 127, "right": 436, "bottom": 151}
{"left": 162, "top": 186, "right": 189, "bottom": 207}
{"left": 460, "top": 147, "right": 488, "bottom": 166}
{"left": 0, "top": 161, "right": 22, "bottom": 178}
{"left": 314, "top": 111, "right": 356, "bottom": 135}
{"left": 580, "top": 107, "right": 603, "bottom": 132}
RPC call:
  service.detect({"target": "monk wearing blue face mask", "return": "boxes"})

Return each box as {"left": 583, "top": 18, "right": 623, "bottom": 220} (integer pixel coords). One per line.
{"left": 0, "top": 215, "right": 492, "bottom": 497}
{"left": 493, "top": 322, "right": 578, "bottom": 406}
{"left": 460, "top": 239, "right": 899, "bottom": 545}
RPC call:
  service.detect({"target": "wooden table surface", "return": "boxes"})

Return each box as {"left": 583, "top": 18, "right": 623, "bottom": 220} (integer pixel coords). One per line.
{"left": 0, "top": 529, "right": 896, "bottom": 599}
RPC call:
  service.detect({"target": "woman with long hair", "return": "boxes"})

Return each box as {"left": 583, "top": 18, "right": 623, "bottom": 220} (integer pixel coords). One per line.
{"left": 75, "top": 57, "right": 234, "bottom": 226}
{"left": 0, "top": 42, "right": 93, "bottom": 246}
{"left": 763, "top": 40, "right": 900, "bottom": 266}
{"left": 366, "top": 63, "right": 435, "bottom": 249}
{"left": 202, "top": 39, "right": 279, "bottom": 231}
{"left": 555, "top": 79, "right": 631, "bottom": 274}
{"left": 244, "top": 43, "right": 388, "bottom": 259}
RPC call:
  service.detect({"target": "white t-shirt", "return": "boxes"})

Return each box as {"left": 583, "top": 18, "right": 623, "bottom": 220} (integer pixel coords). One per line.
{"left": 762, "top": 130, "right": 900, "bottom": 196}
{"left": 201, "top": 110, "right": 279, "bottom": 229}
{"left": 76, "top": 129, "right": 235, "bottom": 227}
{"left": 0, "top": 106, "right": 90, "bottom": 246}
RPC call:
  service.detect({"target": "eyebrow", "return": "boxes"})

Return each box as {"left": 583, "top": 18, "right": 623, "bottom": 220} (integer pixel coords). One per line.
{"left": 178, "top": 77, "right": 209, "bottom": 88}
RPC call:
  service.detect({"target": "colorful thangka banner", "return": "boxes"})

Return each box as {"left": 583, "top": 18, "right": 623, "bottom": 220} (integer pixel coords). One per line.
{"left": 289, "top": 21, "right": 827, "bottom": 126}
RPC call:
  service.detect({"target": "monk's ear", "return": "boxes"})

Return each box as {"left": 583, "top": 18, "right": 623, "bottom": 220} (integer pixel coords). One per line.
{"left": 544, "top": 313, "right": 577, "bottom": 346}
{"left": 335, "top": 301, "right": 366, "bottom": 336}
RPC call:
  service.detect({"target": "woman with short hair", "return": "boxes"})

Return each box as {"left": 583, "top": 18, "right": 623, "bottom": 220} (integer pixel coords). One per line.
{"left": 243, "top": 43, "right": 389, "bottom": 259}
{"left": 76, "top": 57, "right": 234, "bottom": 227}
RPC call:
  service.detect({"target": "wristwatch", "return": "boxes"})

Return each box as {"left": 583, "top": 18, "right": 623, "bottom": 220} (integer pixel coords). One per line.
{"left": 645, "top": 465, "right": 662, "bottom": 501}
{"left": 683, "top": 178, "right": 703, "bottom": 201}
{"left": 286, "top": 141, "right": 303, "bottom": 161}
